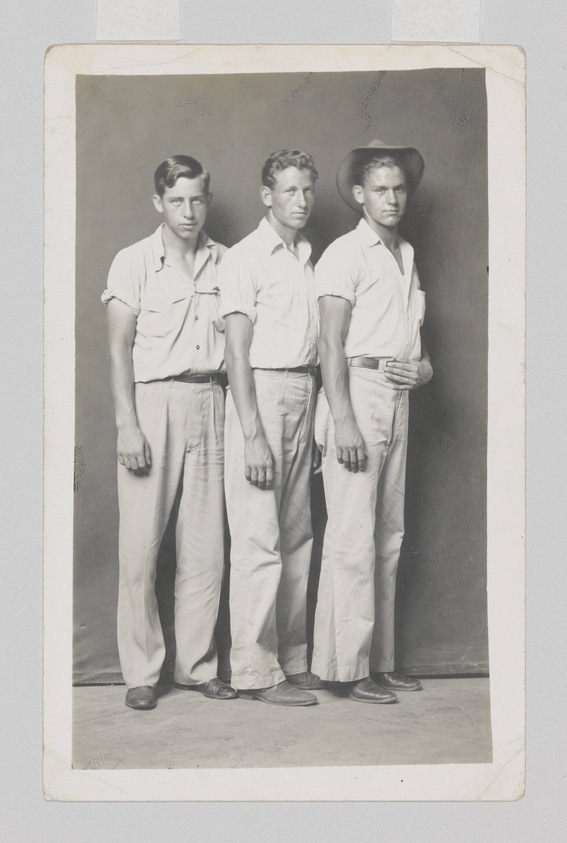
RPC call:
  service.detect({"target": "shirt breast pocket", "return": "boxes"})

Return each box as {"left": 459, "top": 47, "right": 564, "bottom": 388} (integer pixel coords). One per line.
{"left": 413, "top": 289, "right": 426, "bottom": 327}
{"left": 139, "top": 289, "right": 193, "bottom": 338}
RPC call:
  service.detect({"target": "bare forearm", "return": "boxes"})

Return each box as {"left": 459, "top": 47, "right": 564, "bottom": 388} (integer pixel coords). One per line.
{"left": 225, "top": 349, "right": 265, "bottom": 440}
{"left": 319, "top": 336, "right": 355, "bottom": 424}
{"left": 108, "top": 339, "right": 139, "bottom": 431}
{"left": 224, "top": 313, "right": 273, "bottom": 488}
{"left": 105, "top": 299, "right": 151, "bottom": 471}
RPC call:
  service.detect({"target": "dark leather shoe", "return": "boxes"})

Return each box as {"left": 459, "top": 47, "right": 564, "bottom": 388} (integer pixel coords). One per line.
{"left": 125, "top": 686, "right": 157, "bottom": 710}
{"left": 174, "top": 678, "right": 237, "bottom": 699}
{"left": 348, "top": 677, "right": 398, "bottom": 704}
{"left": 239, "top": 680, "right": 318, "bottom": 706}
{"left": 285, "top": 671, "right": 327, "bottom": 690}
{"left": 374, "top": 671, "right": 423, "bottom": 692}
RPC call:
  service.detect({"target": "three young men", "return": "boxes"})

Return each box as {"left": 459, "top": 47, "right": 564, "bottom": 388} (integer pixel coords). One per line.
{"left": 104, "top": 155, "right": 236, "bottom": 710}
{"left": 105, "top": 141, "right": 431, "bottom": 709}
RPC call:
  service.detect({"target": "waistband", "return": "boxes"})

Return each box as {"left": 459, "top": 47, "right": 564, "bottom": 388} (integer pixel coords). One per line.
{"left": 253, "top": 366, "right": 318, "bottom": 377}
{"left": 172, "top": 372, "right": 228, "bottom": 385}
{"left": 348, "top": 356, "right": 393, "bottom": 372}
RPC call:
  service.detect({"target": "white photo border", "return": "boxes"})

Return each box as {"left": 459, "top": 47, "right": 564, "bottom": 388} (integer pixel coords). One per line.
{"left": 43, "top": 44, "right": 525, "bottom": 801}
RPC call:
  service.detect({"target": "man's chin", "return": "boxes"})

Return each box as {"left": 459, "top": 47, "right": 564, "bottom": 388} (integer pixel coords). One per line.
{"left": 177, "top": 226, "right": 203, "bottom": 239}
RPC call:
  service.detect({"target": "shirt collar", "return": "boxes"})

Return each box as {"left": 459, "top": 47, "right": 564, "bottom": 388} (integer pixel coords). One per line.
{"left": 356, "top": 216, "right": 407, "bottom": 251}
{"left": 257, "top": 216, "right": 312, "bottom": 262}
{"left": 151, "top": 224, "right": 218, "bottom": 275}
{"left": 151, "top": 225, "right": 167, "bottom": 271}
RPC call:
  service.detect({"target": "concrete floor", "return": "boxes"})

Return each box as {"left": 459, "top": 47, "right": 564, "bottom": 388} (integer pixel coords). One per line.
{"left": 73, "top": 678, "right": 491, "bottom": 770}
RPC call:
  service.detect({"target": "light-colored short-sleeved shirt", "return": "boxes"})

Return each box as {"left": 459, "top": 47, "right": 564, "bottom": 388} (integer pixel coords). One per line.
{"left": 102, "top": 225, "right": 227, "bottom": 382}
{"left": 219, "top": 217, "right": 319, "bottom": 369}
{"left": 315, "top": 217, "right": 425, "bottom": 361}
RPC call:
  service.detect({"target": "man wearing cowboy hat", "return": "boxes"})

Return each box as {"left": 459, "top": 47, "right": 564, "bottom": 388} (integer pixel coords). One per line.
{"left": 312, "top": 139, "right": 433, "bottom": 704}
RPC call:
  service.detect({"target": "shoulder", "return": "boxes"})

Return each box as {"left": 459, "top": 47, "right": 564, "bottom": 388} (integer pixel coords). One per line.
{"left": 230, "top": 227, "right": 261, "bottom": 252}
{"left": 222, "top": 229, "right": 262, "bottom": 265}
{"left": 316, "top": 229, "right": 360, "bottom": 266}
{"left": 110, "top": 232, "right": 154, "bottom": 272}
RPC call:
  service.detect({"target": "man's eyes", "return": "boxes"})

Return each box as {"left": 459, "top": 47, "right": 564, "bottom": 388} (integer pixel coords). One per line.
{"left": 170, "top": 197, "right": 205, "bottom": 205}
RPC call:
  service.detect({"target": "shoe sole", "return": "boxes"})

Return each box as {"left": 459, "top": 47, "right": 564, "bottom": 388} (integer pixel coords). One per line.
{"left": 375, "top": 685, "right": 423, "bottom": 692}
{"left": 238, "top": 692, "right": 318, "bottom": 706}
{"left": 125, "top": 701, "right": 157, "bottom": 710}
{"left": 174, "top": 683, "right": 237, "bottom": 700}
{"left": 347, "top": 695, "right": 398, "bottom": 704}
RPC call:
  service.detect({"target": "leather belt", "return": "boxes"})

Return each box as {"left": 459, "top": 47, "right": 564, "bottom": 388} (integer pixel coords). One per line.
{"left": 348, "top": 356, "right": 393, "bottom": 371}
{"left": 254, "top": 366, "right": 318, "bottom": 376}
{"left": 173, "top": 372, "right": 227, "bottom": 385}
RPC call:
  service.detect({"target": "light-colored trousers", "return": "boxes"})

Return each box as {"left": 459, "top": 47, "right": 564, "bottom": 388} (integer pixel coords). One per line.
{"left": 225, "top": 370, "right": 316, "bottom": 690}
{"left": 312, "top": 367, "right": 409, "bottom": 682}
{"left": 117, "top": 379, "right": 225, "bottom": 689}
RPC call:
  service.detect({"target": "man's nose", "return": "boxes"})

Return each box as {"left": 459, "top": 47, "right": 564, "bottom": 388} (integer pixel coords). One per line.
{"left": 296, "top": 191, "right": 308, "bottom": 206}
{"left": 386, "top": 190, "right": 398, "bottom": 204}
{"left": 183, "top": 201, "right": 195, "bottom": 217}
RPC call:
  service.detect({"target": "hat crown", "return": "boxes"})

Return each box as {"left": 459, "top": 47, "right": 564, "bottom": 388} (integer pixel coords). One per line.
{"left": 364, "top": 139, "right": 389, "bottom": 150}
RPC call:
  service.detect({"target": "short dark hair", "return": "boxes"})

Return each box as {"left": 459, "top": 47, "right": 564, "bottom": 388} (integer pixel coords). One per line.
{"left": 261, "top": 149, "right": 319, "bottom": 189}
{"left": 352, "top": 154, "right": 407, "bottom": 188}
{"left": 154, "top": 155, "right": 210, "bottom": 197}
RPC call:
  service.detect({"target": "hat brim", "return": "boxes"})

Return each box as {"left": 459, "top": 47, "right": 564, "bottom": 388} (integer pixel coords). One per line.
{"left": 336, "top": 144, "right": 425, "bottom": 213}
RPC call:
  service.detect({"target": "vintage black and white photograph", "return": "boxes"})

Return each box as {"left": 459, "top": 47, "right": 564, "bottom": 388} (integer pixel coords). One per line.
{"left": 43, "top": 45, "right": 525, "bottom": 801}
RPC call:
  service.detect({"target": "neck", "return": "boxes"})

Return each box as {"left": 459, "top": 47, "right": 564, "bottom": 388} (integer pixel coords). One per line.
{"left": 266, "top": 212, "right": 298, "bottom": 248}
{"left": 363, "top": 213, "right": 399, "bottom": 250}
{"left": 161, "top": 224, "right": 201, "bottom": 258}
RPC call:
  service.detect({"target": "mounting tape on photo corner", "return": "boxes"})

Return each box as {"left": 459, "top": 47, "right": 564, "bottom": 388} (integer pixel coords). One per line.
{"left": 391, "top": 0, "right": 480, "bottom": 43}
{"left": 97, "top": 0, "right": 180, "bottom": 41}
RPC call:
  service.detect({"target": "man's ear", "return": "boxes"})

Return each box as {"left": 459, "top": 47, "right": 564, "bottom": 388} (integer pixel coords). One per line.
{"left": 260, "top": 186, "right": 273, "bottom": 208}
{"left": 351, "top": 184, "right": 365, "bottom": 207}
{"left": 152, "top": 194, "right": 164, "bottom": 214}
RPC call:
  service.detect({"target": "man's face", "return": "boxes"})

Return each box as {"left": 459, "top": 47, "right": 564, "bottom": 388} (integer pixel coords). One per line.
{"left": 152, "top": 175, "right": 211, "bottom": 240}
{"left": 261, "top": 167, "right": 315, "bottom": 235}
{"left": 352, "top": 165, "right": 407, "bottom": 230}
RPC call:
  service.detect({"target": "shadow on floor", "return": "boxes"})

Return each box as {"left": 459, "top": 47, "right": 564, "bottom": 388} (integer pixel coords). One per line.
{"left": 73, "top": 677, "right": 492, "bottom": 770}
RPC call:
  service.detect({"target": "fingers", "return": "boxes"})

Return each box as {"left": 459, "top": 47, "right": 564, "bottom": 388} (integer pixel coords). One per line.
{"left": 385, "top": 360, "right": 419, "bottom": 389}
{"left": 312, "top": 446, "right": 322, "bottom": 473}
{"left": 337, "top": 445, "right": 366, "bottom": 472}
{"left": 118, "top": 449, "right": 150, "bottom": 474}
{"left": 245, "top": 460, "right": 273, "bottom": 489}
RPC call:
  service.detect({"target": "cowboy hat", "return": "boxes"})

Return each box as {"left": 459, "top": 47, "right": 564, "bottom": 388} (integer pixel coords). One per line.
{"left": 336, "top": 138, "right": 425, "bottom": 212}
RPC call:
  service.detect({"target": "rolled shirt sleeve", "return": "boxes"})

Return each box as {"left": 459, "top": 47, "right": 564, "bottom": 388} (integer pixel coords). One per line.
{"left": 218, "top": 247, "right": 258, "bottom": 324}
{"left": 101, "top": 248, "right": 143, "bottom": 315}
{"left": 314, "top": 240, "right": 358, "bottom": 306}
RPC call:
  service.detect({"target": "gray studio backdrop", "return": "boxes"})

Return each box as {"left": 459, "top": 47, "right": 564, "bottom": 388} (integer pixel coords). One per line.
{"left": 73, "top": 68, "right": 487, "bottom": 684}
